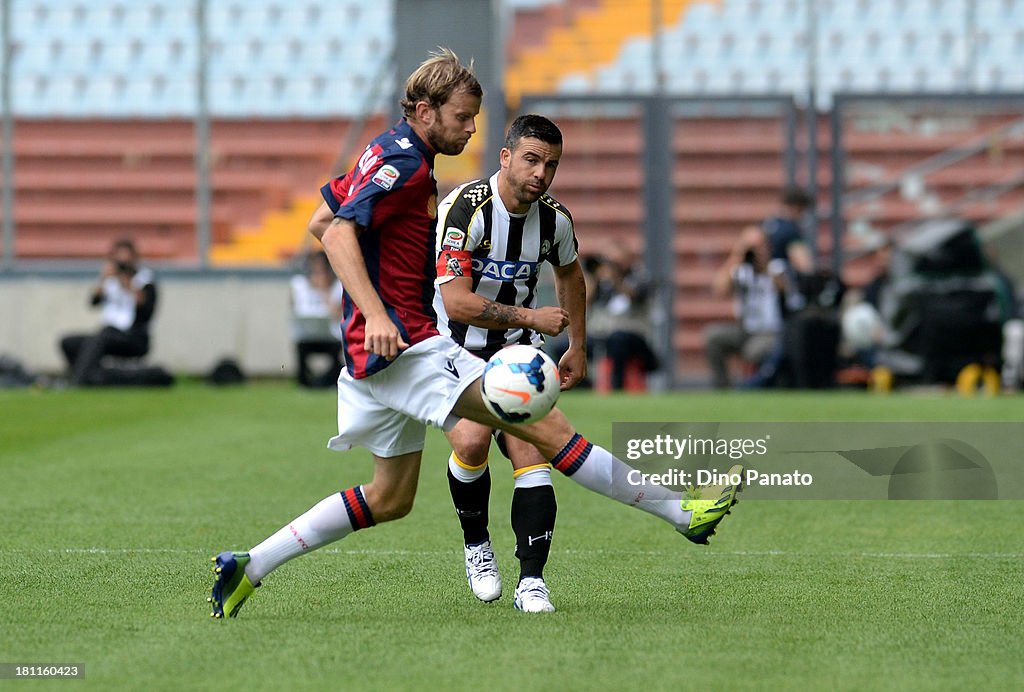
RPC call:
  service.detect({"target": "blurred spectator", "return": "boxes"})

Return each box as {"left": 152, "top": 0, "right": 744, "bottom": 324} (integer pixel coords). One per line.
{"left": 839, "top": 238, "right": 893, "bottom": 369}
{"left": 290, "top": 250, "right": 343, "bottom": 388}
{"left": 746, "top": 186, "right": 847, "bottom": 389}
{"left": 781, "top": 266, "right": 846, "bottom": 388}
{"left": 704, "top": 227, "right": 783, "bottom": 389}
{"left": 985, "top": 246, "right": 1021, "bottom": 391}
{"left": 762, "top": 185, "right": 814, "bottom": 276}
{"left": 587, "top": 247, "right": 659, "bottom": 391}
{"left": 59, "top": 238, "right": 157, "bottom": 386}
{"left": 861, "top": 239, "right": 894, "bottom": 313}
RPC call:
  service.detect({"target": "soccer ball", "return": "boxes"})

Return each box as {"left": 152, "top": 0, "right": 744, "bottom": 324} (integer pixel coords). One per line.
{"left": 480, "top": 345, "right": 560, "bottom": 424}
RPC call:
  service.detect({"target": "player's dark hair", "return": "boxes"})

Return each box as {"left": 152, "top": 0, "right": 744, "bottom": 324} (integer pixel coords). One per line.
{"left": 781, "top": 186, "right": 813, "bottom": 210}
{"left": 400, "top": 47, "right": 482, "bottom": 117}
{"left": 504, "top": 114, "right": 562, "bottom": 150}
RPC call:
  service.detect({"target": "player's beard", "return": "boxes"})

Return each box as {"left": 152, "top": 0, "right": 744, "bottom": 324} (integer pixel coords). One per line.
{"left": 508, "top": 171, "right": 547, "bottom": 208}
{"left": 426, "top": 122, "right": 471, "bottom": 156}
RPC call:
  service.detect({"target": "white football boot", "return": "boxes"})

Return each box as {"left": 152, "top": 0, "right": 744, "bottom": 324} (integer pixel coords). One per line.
{"left": 513, "top": 577, "right": 555, "bottom": 613}
{"left": 464, "top": 540, "right": 502, "bottom": 602}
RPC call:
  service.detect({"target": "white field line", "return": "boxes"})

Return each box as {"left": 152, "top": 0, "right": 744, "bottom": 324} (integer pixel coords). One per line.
{"left": 0, "top": 547, "right": 1021, "bottom": 560}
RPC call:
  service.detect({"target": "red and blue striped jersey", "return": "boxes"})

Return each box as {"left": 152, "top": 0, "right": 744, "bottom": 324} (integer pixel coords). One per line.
{"left": 321, "top": 119, "right": 440, "bottom": 379}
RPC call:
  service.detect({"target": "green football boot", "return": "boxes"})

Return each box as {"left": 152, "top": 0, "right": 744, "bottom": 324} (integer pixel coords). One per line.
{"left": 678, "top": 464, "right": 743, "bottom": 545}
{"left": 209, "top": 551, "right": 258, "bottom": 619}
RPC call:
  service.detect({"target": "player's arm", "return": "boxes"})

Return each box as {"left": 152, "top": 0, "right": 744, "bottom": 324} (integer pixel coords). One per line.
{"left": 319, "top": 217, "right": 407, "bottom": 359}
{"left": 552, "top": 259, "right": 588, "bottom": 389}
{"left": 307, "top": 201, "right": 335, "bottom": 241}
{"left": 438, "top": 272, "right": 569, "bottom": 336}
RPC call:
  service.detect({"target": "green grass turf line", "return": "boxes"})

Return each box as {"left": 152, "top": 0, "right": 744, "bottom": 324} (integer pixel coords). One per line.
{"left": 1, "top": 384, "right": 1022, "bottom": 690}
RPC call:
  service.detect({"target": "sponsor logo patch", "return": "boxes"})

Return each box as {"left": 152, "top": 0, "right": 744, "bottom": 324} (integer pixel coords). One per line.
{"left": 371, "top": 164, "right": 400, "bottom": 190}
{"left": 441, "top": 227, "right": 466, "bottom": 251}
{"left": 472, "top": 258, "right": 538, "bottom": 281}
{"left": 395, "top": 137, "right": 413, "bottom": 149}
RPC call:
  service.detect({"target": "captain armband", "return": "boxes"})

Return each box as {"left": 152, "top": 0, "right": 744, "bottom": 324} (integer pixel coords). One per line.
{"left": 437, "top": 250, "right": 472, "bottom": 279}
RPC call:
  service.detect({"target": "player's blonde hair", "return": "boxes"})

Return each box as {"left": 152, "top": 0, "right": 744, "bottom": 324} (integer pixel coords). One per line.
{"left": 400, "top": 47, "right": 482, "bottom": 117}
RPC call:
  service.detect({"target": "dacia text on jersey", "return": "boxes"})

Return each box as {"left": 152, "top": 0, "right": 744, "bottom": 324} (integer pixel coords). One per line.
{"left": 473, "top": 258, "right": 538, "bottom": 281}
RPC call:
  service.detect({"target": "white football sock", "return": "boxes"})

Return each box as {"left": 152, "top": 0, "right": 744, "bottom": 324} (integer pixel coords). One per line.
{"left": 552, "top": 434, "right": 689, "bottom": 529}
{"left": 448, "top": 452, "right": 487, "bottom": 483}
{"left": 246, "top": 487, "right": 371, "bottom": 583}
{"left": 513, "top": 464, "right": 552, "bottom": 489}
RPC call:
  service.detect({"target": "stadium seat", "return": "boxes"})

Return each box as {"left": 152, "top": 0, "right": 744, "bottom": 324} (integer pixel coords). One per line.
{"left": 9, "top": 0, "right": 1024, "bottom": 380}
{"left": 595, "top": 356, "right": 648, "bottom": 394}
{"left": 7, "top": 0, "right": 394, "bottom": 117}
{"left": 22, "top": 0, "right": 1021, "bottom": 117}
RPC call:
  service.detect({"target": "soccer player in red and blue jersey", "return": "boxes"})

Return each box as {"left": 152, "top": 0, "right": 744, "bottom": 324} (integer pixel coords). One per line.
{"left": 209, "top": 50, "right": 743, "bottom": 620}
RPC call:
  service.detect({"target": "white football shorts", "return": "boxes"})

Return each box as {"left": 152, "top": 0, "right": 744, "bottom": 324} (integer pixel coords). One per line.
{"left": 328, "top": 335, "right": 486, "bottom": 457}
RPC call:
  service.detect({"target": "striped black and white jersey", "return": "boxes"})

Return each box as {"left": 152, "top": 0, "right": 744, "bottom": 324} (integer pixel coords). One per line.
{"left": 433, "top": 171, "right": 578, "bottom": 355}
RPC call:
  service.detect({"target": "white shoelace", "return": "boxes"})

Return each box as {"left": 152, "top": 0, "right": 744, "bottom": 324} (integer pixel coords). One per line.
{"left": 467, "top": 544, "right": 498, "bottom": 577}
{"left": 517, "top": 577, "right": 549, "bottom": 599}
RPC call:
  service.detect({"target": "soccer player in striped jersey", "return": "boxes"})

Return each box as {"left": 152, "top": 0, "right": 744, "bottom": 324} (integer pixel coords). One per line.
{"left": 209, "top": 53, "right": 741, "bottom": 621}
{"left": 432, "top": 115, "right": 586, "bottom": 612}
{"left": 432, "top": 115, "right": 743, "bottom": 613}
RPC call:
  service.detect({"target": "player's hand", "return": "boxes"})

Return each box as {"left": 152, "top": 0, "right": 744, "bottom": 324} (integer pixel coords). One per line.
{"left": 557, "top": 344, "right": 587, "bottom": 390}
{"left": 530, "top": 306, "right": 570, "bottom": 336}
{"left": 363, "top": 314, "right": 409, "bottom": 360}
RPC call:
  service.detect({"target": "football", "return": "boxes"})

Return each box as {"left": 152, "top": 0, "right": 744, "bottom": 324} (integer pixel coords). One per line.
{"left": 480, "top": 345, "right": 560, "bottom": 423}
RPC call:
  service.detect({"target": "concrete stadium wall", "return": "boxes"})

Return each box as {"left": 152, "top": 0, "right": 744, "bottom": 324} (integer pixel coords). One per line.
{"left": 0, "top": 275, "right": 296, "bottom": 377}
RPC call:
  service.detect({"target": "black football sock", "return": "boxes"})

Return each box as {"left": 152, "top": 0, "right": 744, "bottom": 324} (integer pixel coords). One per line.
{"left": 512, "top": 483, "right": 557, "bottom": 581}
{"left": 447, "top": 460, "right": 491, "bottom": 546}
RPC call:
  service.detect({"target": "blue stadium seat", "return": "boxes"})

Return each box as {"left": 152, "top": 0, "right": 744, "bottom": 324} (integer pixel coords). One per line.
{"left": 8, "top": 0, "right": 394, "bottom": 117}
{"left": 8, "top": 0, "right": 1022, "bottom": 115}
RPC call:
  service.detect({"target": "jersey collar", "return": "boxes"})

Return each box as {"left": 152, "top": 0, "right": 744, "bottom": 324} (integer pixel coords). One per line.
{"left": 395, "top": 118, "right": 435, "bottom": 164}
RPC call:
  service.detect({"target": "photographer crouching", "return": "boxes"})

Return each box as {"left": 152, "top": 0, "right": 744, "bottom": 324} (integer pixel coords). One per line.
{"left": 59, "top": 238, "right": 158, "bottom": 386}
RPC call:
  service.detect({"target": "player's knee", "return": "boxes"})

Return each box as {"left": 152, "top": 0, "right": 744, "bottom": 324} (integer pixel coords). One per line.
{"left": 453, "top": 439, "right": 490, "bottom": 468}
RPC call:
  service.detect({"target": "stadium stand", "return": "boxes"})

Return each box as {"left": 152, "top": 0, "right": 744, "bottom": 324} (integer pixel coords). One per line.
{"left": 506, "top": 0, "right": 697, "bottom": 103}
{"left": 5, "top": 0, "right": 1024, "bottom": 378}
{"left": 10, "top": 117, "right": 386, "bottom": 262}
{"left": 546, "top": 0, "right": 1024, "bottom": 99}
{"left": 9, "top": 1, "right": 393, "bottom": 117}
{"left": 6, "top": 0, "right": 393, "bottom": 262}
{"left": 502, "top": 0, "right": 1024, "bottom": 376}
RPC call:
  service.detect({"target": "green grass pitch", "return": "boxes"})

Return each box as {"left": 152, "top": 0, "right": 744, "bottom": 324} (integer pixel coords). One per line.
{"left": 2, "top": 383, "right": 1022, "bottom": 690}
